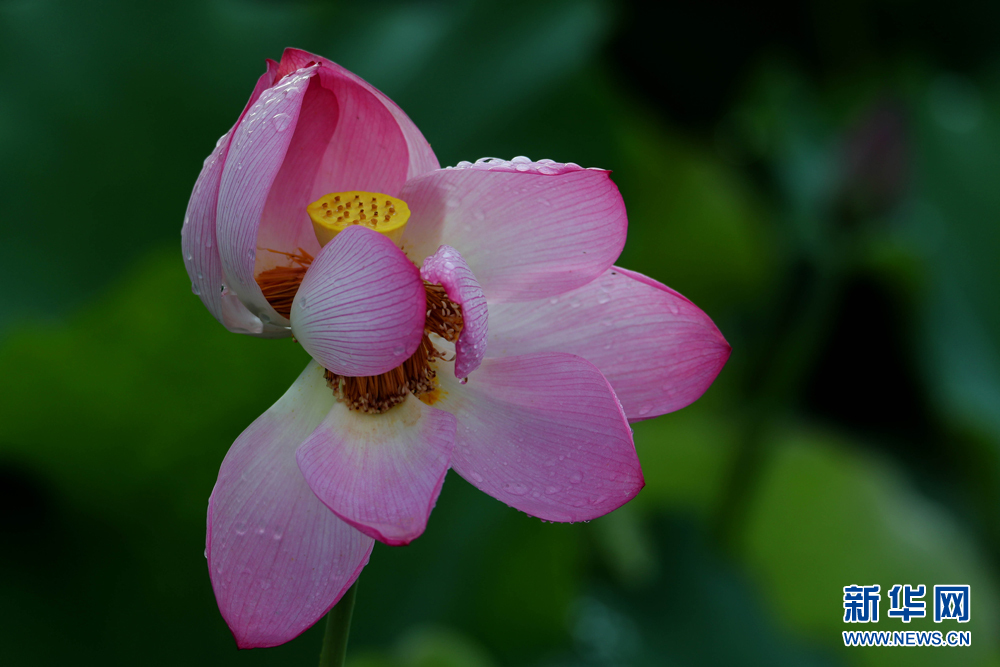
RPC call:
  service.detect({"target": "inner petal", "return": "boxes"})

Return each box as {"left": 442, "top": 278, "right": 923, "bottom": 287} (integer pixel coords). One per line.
{"left": 325, "top": 283, "right": 463, "bottom": 414}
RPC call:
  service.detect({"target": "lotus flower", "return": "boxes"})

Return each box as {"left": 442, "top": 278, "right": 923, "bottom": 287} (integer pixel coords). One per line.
{"left": 181, "top": 48, "right": 730, "bottom": 649}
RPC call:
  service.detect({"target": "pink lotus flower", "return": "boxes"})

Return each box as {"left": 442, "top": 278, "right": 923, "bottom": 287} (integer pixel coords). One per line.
{"left": 181, "top": 48, "right": 730, "bottom": 649}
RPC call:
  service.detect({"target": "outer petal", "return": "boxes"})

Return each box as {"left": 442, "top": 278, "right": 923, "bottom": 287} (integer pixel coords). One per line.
{"left": 291, "top": 227, "right": 426, "bottom": 377}
{"left": 217, "top": 65, "right": 320, "bottom": 328}
{"left": 254, "top": 64, "right": 414, "bottom": 276}
{"left": 488, "top": 267, "right": 731, "bottom": 421}
{"left": 420, "top": 245, "right": 488, "bottom": 378}
{"left": 399, "top": 158, "right": 627, "bottom": 302}
{"left": 182, "top": 62, "right": 288, "bottom": 337}
{"left": 275, "top": 47, "right": 440, "bottom": 179}
{"left": 434, "top": 353, "right": 643, "bottom": 522}
{"left": 219, "top": 60, "right": 415, "bottom": 327}
{"left": 296, "top": 395, "right": 456, "bottom": 546}
{"left": 207, "top": 361, "right": 374, "bottom": 649}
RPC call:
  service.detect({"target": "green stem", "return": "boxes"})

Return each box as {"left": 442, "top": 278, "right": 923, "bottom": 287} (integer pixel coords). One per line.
{"left": 318, "top": 581, "right": 358, "bottom": 667}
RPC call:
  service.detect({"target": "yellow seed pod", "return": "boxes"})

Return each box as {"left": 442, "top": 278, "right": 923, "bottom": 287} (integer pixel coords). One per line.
{"left": 307, "top": 191, "right": 410, "bottom": 246}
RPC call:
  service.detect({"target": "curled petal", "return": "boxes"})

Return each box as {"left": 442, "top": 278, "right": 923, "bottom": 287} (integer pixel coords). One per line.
{"left": 254, "top": 65, "right": 413, "bottom": 276}
{"left": 207, "top": 362, "right": 374, "bottom": 649}
{"left": 275, "top": 48, "right": 439, "bottom": 179}
{"left": 488, "top": 267, "right": 730, "bottom": 421}
{"left": 420, "top": 245, "right": 488, "bottom": 378}
{"left": 399, "top": 159, "right": 627, "bottom": 302}
{"left": 434, "top": 353, "right": 643, "bottom": 522}
{"left": 217, "top": 65, "right": 320, "bottom": 328}
{"left": 291, "top": 227, "right": 426, "bottom": 377}
{"left": 182, "top": 63, "right": 288, "bottom": 337}
{"left": 296, "top": 395, "right": 456, "bottom": 546}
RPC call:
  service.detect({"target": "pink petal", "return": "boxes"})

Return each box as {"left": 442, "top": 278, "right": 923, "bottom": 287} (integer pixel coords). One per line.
{"left": 296, "top": 396, "right": 456, "bottom": 546}
{"left": 291, "top": 226, "right": 426, "bottom": 377}
{"left": 488, "top": 267, "right": 730, "bottom": 421}
{"left": 182, "top": 63, "right": 288, "bottom": 337}
{"left": 219, "top": 60, "right": 415, "bottom": 326}
{"left": 435, "top": 353, "right": 643, "bottom": 522}
{"left": 276, "top": 48, "right": 440, "bottom": 179}
{"left": 256, "top": 65, "right": 413, "bottom": 271}
{"left": 216, "top": 65, "right": 320, "bottom": 327}
{"left": 420, "top": 245, "right": 488, "bottom": 378}
{"left": 399, "top": 158, "right": 627, "bottom": 302}
{"left": 207, "top": 362, "right": 374, "bottom": 649}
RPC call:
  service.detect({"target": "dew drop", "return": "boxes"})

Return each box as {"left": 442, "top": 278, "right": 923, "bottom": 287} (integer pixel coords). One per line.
{"left": 191, "top": 282, "right": 201, "bottom": 295}
{"left": 470, "top": 471, "right": 483, "bottom": 483}
{"left": 638, "top": 404, "right": 652, "bottom": 416}
{"left": 549, "top": 297, "right": 559, "bottom": 305}
{"left": 505, "top": 482, "right": 529, "bottom": 496}
{"left": 234, "top": 523, "right": 248, "bottom": 536}
{"left": 597, "top": 291, "right": 612, "bottom": 304}
{"left": 570, "top": 472, "right": 582, "bottom": 484}
{"left": 272, "top": 112, "right": 292, "bottom": 132}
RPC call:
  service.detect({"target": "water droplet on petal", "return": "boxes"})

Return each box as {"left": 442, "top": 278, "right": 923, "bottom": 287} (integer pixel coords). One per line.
{"left": 570, "top": 472, "right": 582, "bottom": 484}
{"left": 597, "top": 290, "right": 612, "bottom": 304}
{"left": 234, "top": 523, "right": 247, "bottom": 535}
{"left": 272, "top": 112, "right": 292, "bottom": 132}
{"left": 638, "top": 404, "right": 652, "bottom": 416}
{"left": 469, "top": 471, "right": 483, "bottom": 483}
{"left": 191, "top": 282, "right": 201, "bottom": 295}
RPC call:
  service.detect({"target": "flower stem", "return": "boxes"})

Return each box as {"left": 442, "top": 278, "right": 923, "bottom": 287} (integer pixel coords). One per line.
{"left": 318, "top": 581, "right": 358, "bottom": 667}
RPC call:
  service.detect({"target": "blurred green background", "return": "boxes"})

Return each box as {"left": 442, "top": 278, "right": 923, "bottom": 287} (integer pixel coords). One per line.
{"left": 2, "top": 0, "right": 1000, "bottom": 664}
